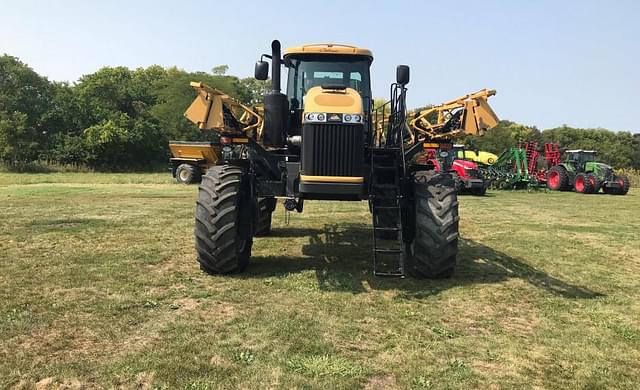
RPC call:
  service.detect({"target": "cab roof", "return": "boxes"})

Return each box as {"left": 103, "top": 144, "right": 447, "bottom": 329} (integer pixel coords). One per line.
{"left": 284, "top": 44, "right": 373, "bottom": 59}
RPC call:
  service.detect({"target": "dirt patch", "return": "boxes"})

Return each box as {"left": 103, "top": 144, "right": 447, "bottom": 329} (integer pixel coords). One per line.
{"left": 17, "top": 328, "right": 63, "bottom": 352}
{"left": 172, "top": 297, "right": 201, "bottom": 314}
{"left": 499, "top": 315, "right": 540, "bottom": 336}
{"left": 470, "top": 360, "right": 519, "bottom": 380}
{"left": 57, "top": 378, "right": 82, "bottom": 390}
{"left": 364, "top": 374, "right": 399, "bottom": 390}
{"left": 35, "top": 377, "right": 55, "bottom": 389}
{"left": 209, "top": 354, "right": 230, "bottom": 367}
{"left": 135, "top": 371, "right": 155, "bottom": 389}
{"left": 149, "top": 252, "right": 195, "bottom": 276}
{"left": 199, "top": 301, "right": 237, "bottom": 321}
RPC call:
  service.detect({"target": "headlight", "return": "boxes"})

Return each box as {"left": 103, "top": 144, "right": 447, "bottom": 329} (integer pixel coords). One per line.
{"left": 343, "top": 114, "right": 363, "bottom": 124}
{"left": 303, "top": 112, "right": 364, "bottom": 124}
{"left": 304, "top": 112, "right": 327, "bottom": 123}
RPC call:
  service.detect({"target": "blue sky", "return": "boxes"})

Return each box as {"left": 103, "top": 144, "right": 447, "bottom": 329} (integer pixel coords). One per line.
{"left": 1, "top": 0, "right": 638, "bottom": 131}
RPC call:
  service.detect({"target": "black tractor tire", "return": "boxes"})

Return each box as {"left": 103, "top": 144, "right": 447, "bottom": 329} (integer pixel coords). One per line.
{"left": 408, "top": 171, "right": 459, "bottom": 278}
{"left": 585, "top": 173, "right": 601, "bottom": 194}
{"left": 255, "top": 197, "right": 276, "bottom": 236}
{"left": 194, "top": 165, "right": 253, "bottom": 274}
{"left": 546, "top": 166, "right": 569, "bottom": 191}
{"left": 574, "top": 172, "right": 593, "bottom": 194}
{"left": 176, "top": 164, "right": 201, "bottom": 184}
{"left": 613, "top": 174, "right": 630, "bottom": 195}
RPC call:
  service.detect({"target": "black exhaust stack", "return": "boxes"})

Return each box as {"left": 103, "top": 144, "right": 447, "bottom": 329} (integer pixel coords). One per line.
{"left": 263, "top": 40, "right": 288, "bottom": 147}
{"left": 271, "top": 40, "right": 282, "bottom": 93}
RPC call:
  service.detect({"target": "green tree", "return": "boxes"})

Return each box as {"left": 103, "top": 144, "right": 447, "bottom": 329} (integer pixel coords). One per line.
{"left": 237, "top": 77, "right": 270, "bottom": 105}
{"left": 0, "top": 111, "right": 33, "bottom": 162}
{"left": 211, "top": 64, "right": 229, "bottom": 76}
{"left": 0, "top": 55, "right": 52, "bottom": 162}
{"left": 74, "top": 66, "right": 168, "bottom": 168}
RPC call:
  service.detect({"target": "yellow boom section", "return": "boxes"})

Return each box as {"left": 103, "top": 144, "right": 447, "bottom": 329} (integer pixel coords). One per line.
{"left": 169, "top": 142, "right": 219, "bottom": 165}
{"left": 409, "top": 89, "right": 498, "bottom": 140}
{"left": 184, "top": 82, "right": 264, "bottom": 137}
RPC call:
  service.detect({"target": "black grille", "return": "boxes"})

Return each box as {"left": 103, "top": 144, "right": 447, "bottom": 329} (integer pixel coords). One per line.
{"left": 301, "top": 123, "right": 364, "bottom": 177}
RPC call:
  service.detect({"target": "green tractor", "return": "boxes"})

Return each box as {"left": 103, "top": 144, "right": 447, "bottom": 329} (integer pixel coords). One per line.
{"left": 546, "top": 150, "right": 630, "bottom": 195}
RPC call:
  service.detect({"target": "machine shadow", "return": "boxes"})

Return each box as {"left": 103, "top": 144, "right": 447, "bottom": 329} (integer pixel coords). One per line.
{"left": 245, "top": 223, "right": 603, "bottom": 299}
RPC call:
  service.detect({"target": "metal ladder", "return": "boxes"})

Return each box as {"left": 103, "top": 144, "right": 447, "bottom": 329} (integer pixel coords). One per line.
{"left": 370, "top": 150, "right": 405, "bottom": 277}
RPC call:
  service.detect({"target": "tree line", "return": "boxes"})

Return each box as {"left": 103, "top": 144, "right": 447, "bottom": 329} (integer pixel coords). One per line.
{"left": 1, "top": 54, "right": 638, "bottom": 170}
{"left": 0, "top": 54, "right": 267, "bottom": 170}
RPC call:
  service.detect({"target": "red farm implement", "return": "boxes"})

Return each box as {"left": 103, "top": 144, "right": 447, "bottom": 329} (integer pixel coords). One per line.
{"left": 519, "top": 142, "right": 560, "bottom": 186}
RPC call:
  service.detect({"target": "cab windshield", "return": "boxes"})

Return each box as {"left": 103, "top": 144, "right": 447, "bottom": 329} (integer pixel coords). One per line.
{"left": 570, "top": 152, "right": 596, "bottom": 162}
{"left": 285, "top": 55, "right": 371, "bottom": 110}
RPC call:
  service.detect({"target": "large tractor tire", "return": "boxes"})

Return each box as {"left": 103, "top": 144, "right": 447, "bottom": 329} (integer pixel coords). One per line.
{"left": 613, "top": 174, "right": 630, "bottom": 195}
{"left": 408, "top": 171, "right": 459, "bottom": 278}
{"left": 255, "top": 197, "right": 276, "bottom": 236}
{"left": 546, "top": 166, "right": 569, "bottom": 191}
{"left": 585, "top": 173, "right": 601, "bottom": 194}
{"left": 194, "top": 165, "right": 253, "bottom": 274}
{"left": 574, "top": 173, "right": 593, "bottom": 194}
{"left": 176, "top": 163, "right": 201, "bottom": 184}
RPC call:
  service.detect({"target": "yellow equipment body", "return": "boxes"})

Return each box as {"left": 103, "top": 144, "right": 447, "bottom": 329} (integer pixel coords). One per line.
{"left": 182, "top": 39, "right": 503, "bottom": 278}
{"left": 408, "top": 89, "right": 498, "bottom": 140}
{"left": 284, "top": 43, "right": 373, "bottom": 59}
{"left": 168, "top": 141, "right": 221, "bottom": 184}
{"left": 456, "top": 149, "right": 499, "bottom": 165}
{"left": 184, "top": 82, "right": 264, "bottom": 138}
{"left": 169, "top": 141, "right": 219, "bottom": 165}
{"left": 303, "top": 86, "right": 364, "bottom": 115}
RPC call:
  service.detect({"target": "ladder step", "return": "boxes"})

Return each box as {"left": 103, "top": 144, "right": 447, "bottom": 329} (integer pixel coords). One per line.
{"left": 373, "top": 184, "right": 398, "bottom": 189}
{"left": 375, "top": 248, "right": 403, "bottom": 254}
{"left": 372, "top": 147, "right": 400, "bottom": 152}
{"left": 373, "top": 165, "right": 396, "bottom": 170}
{"left": 372, "top": 205, "right": 400, "bottom": 210}
{"left": 374, "top": 270, "right": 404, "bottom": 277}
{"left": 374, "top": 226, "right": 400, "bottom": 231}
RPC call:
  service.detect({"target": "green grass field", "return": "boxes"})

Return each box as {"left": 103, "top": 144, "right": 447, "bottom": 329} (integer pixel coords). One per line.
{"left": 1, "top": 173, "right": 639, "bottom": 389}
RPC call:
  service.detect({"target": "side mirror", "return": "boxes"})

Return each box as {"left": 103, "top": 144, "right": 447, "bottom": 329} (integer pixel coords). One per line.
{"left": 396, "top": 65, "right": 410, "bottom": 85}
{"left": 255, "top": 61, "right": 269, "bottom": 80}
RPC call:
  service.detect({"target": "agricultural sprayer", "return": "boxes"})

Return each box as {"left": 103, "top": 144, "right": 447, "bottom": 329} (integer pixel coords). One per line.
{"left": 182, "top": 41, "right": 499, "bottom": 277}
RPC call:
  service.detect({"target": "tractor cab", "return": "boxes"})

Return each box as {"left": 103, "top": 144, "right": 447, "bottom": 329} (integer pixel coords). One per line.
{"left": 254, "top": 43, "right": 378, "bottom": 198}
{"left": 565, "top": 149, "right": 597, "bottom": 170}
{"left": 283, "top": 45, "right": 373, "bottom": 113}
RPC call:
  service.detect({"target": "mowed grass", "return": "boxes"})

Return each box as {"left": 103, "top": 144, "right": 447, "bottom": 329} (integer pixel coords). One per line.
{"left": 1, "top": 173, "right": 639, "bottom": 389}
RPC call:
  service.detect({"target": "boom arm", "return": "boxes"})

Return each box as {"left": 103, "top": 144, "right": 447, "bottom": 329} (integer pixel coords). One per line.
{"left": 185, "top": 82, "right": 498, "bottom": 147}
{"left": 184, "top": 82, "right": 264, "bottom": 137}
{"left": 409, "top": 89, "right": 498, "bottom": 140}
{"left": 373, "top": 89, "right": 499, "bottom": 147}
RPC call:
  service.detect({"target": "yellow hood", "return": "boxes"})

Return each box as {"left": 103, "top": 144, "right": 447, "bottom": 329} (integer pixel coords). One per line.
{"left": 303, "top": 86, "right": 363, "bottom": 115}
